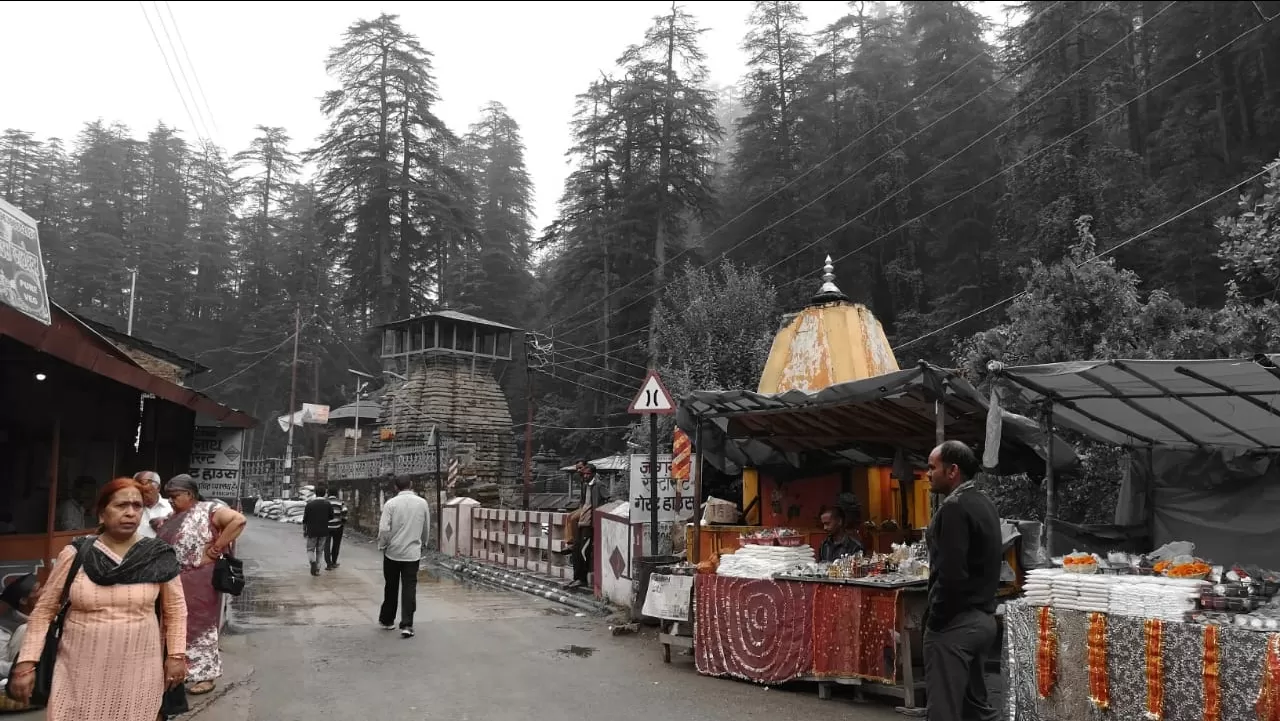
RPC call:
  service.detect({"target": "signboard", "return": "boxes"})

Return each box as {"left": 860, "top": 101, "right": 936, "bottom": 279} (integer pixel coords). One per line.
{"left": 0, "top": 198, "right": 51, "bottom": 325}
{"left": 189, "top": 426, "right": 245, "bottom": 498}
{"left": 671, "top": 427, "right": 691, "bottom": 481}
{"left": 641, "top": 573, "right": 693, "bottom": 621}
{"left": 629, "top": 453, "right": 694, "bottom": 521}
{"left": 276, "top": 403, "right": 331, "bottom": 431}
{"left": 627, "top": 371, "right": 676, "bottom": 415}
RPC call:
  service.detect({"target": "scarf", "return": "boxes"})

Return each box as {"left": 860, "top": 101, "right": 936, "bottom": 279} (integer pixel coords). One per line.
{"left": 74, "top": 536, "right": 182, "bottom": 586}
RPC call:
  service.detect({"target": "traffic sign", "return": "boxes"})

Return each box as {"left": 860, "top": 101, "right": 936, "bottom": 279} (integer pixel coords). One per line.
{"left": 628, "top": 371, "right": 676, "bottom": 415}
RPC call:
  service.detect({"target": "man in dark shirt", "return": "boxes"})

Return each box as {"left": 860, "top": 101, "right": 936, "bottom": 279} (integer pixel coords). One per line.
{"left": 325, "top": 490, "right": 350, "bottom": 570}
{"left": 924, "top": 440, "right": 1002, "bottom": 721}
{"left": 818, "top": 507, "right": 863, "bottom": 562}
{"left": 303, "top": 488, "right": 333, "bottom": 577}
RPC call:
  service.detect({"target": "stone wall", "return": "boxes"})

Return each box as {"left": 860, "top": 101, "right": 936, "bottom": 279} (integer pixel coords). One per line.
{"left": 371, "top": 353, "right": 519, "bottom": 504}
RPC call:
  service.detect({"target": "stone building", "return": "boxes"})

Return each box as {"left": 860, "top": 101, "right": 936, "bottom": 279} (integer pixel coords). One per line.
{"left": 372, "top": 310, "right": 521, "bottom": 505}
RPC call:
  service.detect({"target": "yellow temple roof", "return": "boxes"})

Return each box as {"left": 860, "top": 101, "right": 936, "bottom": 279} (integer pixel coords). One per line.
{"left": 757, "top": 257, "right": 899, "bottom": 394}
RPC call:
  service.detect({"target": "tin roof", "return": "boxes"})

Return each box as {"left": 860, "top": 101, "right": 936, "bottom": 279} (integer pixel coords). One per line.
{"left": 376, "top": 309, "right": 521, "bottom": 332}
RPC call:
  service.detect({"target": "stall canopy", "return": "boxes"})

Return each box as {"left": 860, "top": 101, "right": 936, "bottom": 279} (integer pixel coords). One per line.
{"left": 997, "top": 357, "right": 1280, "bottom": 566}
{"left": 994, "top": 358, "right": 1280, "bottom": 450}
{"left": 676, "top": 363, "right": 1078, "bottom": 476}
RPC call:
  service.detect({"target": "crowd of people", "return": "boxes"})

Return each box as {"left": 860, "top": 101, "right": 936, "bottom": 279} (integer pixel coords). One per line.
{"left": 2, "top": 471, "right": 246, "bottom": 720}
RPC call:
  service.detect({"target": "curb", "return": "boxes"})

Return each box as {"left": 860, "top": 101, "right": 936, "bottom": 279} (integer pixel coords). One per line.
{"left": 433, "top": 556, "right": 614, "bottom": 616}
{"left": 181, "top": 664, "right": 254, "bottom": 719}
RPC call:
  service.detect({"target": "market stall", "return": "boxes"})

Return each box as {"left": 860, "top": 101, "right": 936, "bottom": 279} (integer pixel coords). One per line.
{"left": 673, "top": 363, "right": 1076, "bottom": 708}
{"left": 994, "top": 357, "right": 1280, "bottom": 720}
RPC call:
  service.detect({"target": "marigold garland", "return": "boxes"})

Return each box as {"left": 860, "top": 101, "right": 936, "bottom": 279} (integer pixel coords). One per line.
{"left": 1037, "top": 606, "right": 1058, "bottom": 699}
{"left": 1202, "top": 625, "right": 1220, "bottom": 721}
{"left": 1144, "top": 619, "right": 1165, "bottom": 721}
{"left": 1259, "top": 634, "right": 1280, "bottom": 721}
{"left": 1087, "top": 612, "right": 1110, "bottom": 711}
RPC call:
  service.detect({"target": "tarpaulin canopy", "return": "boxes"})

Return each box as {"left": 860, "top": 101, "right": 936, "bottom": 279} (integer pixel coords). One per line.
{"left": 676, "top": 363, "right": 1077, "bottom": 476}
{"left": 994, "top": 358, "right": 1280, "bottom": 451}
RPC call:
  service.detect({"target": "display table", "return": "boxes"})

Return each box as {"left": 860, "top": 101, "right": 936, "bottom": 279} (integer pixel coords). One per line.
{"left": 693, "top": 574, "right": 927, "bottom": 708}
{"left": 1005, "top": 601, "right": 1275, "bottom": 721}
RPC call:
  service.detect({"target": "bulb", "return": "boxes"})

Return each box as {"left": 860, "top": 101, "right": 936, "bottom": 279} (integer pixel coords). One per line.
{"left": 34, "top": 373, "right": 47, "bottom": 382}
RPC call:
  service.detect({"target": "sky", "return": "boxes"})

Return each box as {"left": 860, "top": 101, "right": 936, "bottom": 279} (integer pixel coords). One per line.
{"left": 0, "top": 1, "right": 1013, "bottom": 231}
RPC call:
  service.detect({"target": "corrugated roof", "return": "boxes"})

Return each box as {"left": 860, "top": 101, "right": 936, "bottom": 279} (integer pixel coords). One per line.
{"left": 326, "top": 401, "right": 383, "bottom": 422}
{"left": 994, "top": 358, "right": 1280, "bottom": 451}
{"left": 677, "top": 363, "right": 1076, "bottom": 476}
{"left": 376, "top": 309, "right": 521, "bottom": 332}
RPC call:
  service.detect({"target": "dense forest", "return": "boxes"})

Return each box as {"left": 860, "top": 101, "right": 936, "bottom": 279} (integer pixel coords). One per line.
{"left": 3, "top": 2, "right": 1280, "bottom": 520}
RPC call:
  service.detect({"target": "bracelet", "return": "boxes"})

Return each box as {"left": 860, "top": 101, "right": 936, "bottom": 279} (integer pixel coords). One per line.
{"left": 11, "top": 665, "right": 35, "bottom": 677}
{"left": 205, "top": 546, "right": 221, "bottom": 558}
{"left": 167, "top": 653, "right": 187, "bottom": 660}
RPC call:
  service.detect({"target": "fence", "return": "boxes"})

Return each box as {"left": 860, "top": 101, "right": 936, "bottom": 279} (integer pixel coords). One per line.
{"left": 442, "top": 503, "right": 573, "bottom": 581}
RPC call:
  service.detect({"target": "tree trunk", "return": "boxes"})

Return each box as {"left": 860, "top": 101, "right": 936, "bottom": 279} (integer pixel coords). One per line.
{"left": 376, "top": 43, "right": 395, "bottom": 324}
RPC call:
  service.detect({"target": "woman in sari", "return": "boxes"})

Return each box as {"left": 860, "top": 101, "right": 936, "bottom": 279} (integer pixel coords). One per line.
{"left": 9, "top": 478, "right": 187, "bottom": 720}
{"left": 155, "top": 475, "right": 246, "bottom": 696}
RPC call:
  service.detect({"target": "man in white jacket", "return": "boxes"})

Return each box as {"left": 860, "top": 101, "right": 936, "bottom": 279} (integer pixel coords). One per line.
{"left": 377, "top": 476, "right": 431, "bottom": 639}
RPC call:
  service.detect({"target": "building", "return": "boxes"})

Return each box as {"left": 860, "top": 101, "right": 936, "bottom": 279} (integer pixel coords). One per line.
{"left": 0, "top": 301, "right": 255, "bottom": 585}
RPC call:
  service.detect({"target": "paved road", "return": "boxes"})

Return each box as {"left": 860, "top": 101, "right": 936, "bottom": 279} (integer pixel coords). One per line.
{"left": 193, "top": 518, "right": 906, "bottom": 721}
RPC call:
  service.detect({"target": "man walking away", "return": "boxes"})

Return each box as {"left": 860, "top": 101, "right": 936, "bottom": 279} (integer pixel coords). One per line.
{"left": 303, "top": 488, "right": 333, "bottom": 577}
{"left": 325, "top": 490, "right": 350, "bottom": 570}
{"left": 923, "top": 441, "right": 1002, "bottom": 721}
{"left": 378, "top": 476, "right": 431, "bottom": 638}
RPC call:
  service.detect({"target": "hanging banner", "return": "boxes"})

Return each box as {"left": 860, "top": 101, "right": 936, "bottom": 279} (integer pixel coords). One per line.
{"left": 189, "top": 426, "right": 245, "bottom": 498}
{"left": 629, "top": 453, "right": 694, "bottom": 521}
{"left": 0, "top": 198, "right": 51, "bottom": 325}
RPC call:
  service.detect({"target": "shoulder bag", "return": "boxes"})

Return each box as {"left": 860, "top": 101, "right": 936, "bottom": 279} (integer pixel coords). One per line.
{"left": 208, "top": 505, "right": 245, "bottom": 596}
{"left": 155, "top": 598, "right": 189, "bottom": 718}
{"left": 4, "top": 538, "right": 92, "bottom": 707}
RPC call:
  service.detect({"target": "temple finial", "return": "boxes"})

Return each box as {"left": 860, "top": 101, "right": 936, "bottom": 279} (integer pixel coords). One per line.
{"left": 811, "top": 254, "right": 849, "bottom": 304}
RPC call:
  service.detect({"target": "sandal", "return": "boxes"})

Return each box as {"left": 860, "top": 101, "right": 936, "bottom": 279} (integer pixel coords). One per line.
{"left": 188, "top": 681, "right": 216, "bottom": 695}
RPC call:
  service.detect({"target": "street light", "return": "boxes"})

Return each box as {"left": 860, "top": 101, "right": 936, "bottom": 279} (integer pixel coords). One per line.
{"left": 347, "top": 369, "right": 373, "bottom": 457}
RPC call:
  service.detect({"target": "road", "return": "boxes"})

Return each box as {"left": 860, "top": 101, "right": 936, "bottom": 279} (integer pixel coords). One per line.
{"left": 192, "top": 518, "right": 906, "bottom": 721}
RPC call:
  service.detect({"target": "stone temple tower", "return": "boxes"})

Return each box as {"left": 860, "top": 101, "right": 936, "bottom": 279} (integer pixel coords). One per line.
{"left": 372, "top": 310, "right": 520, "bottom": 502}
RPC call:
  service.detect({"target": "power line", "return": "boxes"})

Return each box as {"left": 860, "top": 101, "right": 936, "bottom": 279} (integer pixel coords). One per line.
{"left": 547, "top": 1, "right": 1103, "bottom": 345}
{"left": 152, "top": 1, "right": 211, "bottom": 140}
{"left": 533, "top": 367, "right": 631, "bottom": 402}
{"left": 162, "top": 1, "right": 221, "bottom": 138}
{"left": 890, "top": 165, "right": 1275, "bottom": 353}
{"left": 197, "top": 329, "right": 301, "bottom": 392}
{"left": 137, "top": 1, "right": 205, "bottom": 142}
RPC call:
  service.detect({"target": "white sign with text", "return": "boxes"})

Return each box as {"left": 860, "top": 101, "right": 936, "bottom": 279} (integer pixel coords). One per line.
{"left": 188, "top": 426, "right": 245, "bottom": 498}
{"left": 629, "top": 453, "right": 694, "bottom": 522}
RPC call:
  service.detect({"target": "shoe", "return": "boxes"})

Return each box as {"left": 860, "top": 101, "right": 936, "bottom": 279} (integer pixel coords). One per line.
{"left": 310, "top": 562, "right": 320, "bottom": 576}
{"left": 325, "top": 565, "right": 336, "bottom": 570}
{"left": 332, "top": 563, "right": 340, "bottom": 568}
{"left": 381, "top": 624, "right": 396, "bottom": 630}
{"left": 401, "top": 628, "right": 415, "bottom": 638}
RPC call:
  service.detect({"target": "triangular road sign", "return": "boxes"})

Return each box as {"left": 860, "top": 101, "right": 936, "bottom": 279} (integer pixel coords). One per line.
{"left": 628, "top": 370, "right": 676, "bottom": 415}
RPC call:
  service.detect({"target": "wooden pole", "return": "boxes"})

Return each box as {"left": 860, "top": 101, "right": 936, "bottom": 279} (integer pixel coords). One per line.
{"left": 692, "top": 420, "right": 703, "bottom": 565}
{"left": 284, "top": 306, "right": 301, "bottom": 494}
{"left": 44, "top": 419, "right": 60, "bottom": 572}
{"left": 1042, "top": 402, "right": 1057, "bottom": 558}
{"left": 649, "top": 413, "right": 659, "bottom": 556}
{"left": 523, "top": 362, "right": 534, "bottom": 511}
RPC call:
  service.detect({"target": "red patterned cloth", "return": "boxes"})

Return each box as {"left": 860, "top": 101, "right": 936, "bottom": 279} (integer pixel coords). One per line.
{"left": 811, "top": 585, "right": 901, "bottom": 683}
{"left": 694, "top": 575, "right": 816, "bottom": 684}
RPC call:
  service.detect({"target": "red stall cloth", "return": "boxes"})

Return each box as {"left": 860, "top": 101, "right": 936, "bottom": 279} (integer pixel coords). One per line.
{"left": 811, "top": 585, "right": 901, "bottom": 684}
{"left": 695, "top": 575, "right": 816, "bottom": 684}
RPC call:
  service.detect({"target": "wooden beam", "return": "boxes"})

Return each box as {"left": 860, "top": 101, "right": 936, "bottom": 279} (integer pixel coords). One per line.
{"left": 1077, "top": 368, "right": 1207, "bottom": 450}
{"left": 1000, "top": 371, "right": 1160, "bottom": 446}
{"left": 1174, "top": 365, "right": 1280, "bottom": 420}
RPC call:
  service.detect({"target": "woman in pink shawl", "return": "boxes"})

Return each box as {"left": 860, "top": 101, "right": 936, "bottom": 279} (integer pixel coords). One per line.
{"left": 155, "top": 475, "right": 246, "bottom": 696}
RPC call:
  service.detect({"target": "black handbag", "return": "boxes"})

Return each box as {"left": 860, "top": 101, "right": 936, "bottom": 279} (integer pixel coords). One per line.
{"left": 4, "top": 539, "right": 91, "bottom": 707}
{"left": 155, "top": 599, "right": 189, "bottom": 719}
{"left": 212, "top": 553, "right": 245, "bottom": 596}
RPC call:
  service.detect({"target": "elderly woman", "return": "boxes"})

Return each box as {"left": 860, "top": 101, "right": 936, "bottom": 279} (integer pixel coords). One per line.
{"left": 155, "top": 475, "right": 246, "bottom": 696}
{"left": 8, "top": 478, "right": 187, "bottom": 720}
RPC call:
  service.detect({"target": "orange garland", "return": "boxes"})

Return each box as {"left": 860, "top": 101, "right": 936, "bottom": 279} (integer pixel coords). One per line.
{"left": 1203, "top": 625, "right": 1220, "bottom": 721}
{"left": 1087, "top": 612, "right": 1110, "bottom": 711}
{"left": 1037, "top": 606, "right": 1058, "bottom": 699}
{"left": 1144, "top": 619, "right": 1164, "bottom": 721}
{"left": 1259, "top": 634, "right": 1280, "bottom": 721}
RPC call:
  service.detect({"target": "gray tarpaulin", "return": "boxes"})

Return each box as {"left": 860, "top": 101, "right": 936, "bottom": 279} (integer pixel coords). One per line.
{"left": 675, "top": 362, "right": 1079, "bottom": 477}
{"left": 1118, "top": 447, "right": 1280, "bottom": 568}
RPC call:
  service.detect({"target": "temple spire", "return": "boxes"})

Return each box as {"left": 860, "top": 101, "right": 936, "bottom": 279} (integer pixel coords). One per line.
{"left": 810, "top": 255, "right": 850, "bottom": 305}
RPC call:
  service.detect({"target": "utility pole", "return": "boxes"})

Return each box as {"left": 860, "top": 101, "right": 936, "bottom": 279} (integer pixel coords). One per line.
{"left": 313, "top": 357, "right": 322, "bottom": 462}
{"left": 126, "top": 268, "right": 138, "bottom": 336}
{"left": 434, "top": 424, "right": 443, "bottom": 550}
{"left": 283, "top": 307, "right": 301, "bottom": 495}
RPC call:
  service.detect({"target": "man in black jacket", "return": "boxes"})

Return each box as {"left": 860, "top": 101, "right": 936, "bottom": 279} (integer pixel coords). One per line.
{"left": 303, "top": 488, "right": 333, "bottom": 577}
{"left": 923, "top": 441, "right": 1002, "bottom": 721}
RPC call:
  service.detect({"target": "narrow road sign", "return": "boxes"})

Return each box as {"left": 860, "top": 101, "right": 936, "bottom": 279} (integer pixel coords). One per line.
{"left": 628, "top": 371, "right": 676, "bottom": 415}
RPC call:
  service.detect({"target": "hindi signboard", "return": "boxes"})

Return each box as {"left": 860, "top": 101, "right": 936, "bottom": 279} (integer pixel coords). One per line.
{"left": 629, "top": 453, "right": 694, "bottom": 522}
{"left": 641, "top": 573, "right": 694, "bottom": 622}
{"left": 189, "top": 426, "right": 245, "bottom": 498}
{"left": 0, "top": 198, "right": 51, "bottom": 325}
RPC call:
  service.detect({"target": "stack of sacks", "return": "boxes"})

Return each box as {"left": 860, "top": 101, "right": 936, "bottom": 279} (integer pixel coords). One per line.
{"left": 717, "top": 544, "right": 816, "bottom": 579}
{"left": 281, "top": 500, "right": 307, "bottom": 523}
{"left": 1062, "top": 574, "right": 1114, "bottom": 612}
{"left": 1023, "top": 568, "right": 1059, "bottom": 606}
{"left": 1109, "top": 577, "right": 1207, "bottom": 621}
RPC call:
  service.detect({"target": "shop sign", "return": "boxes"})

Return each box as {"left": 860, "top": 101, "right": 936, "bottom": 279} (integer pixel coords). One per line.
{"left": 629, "top": 453, "right": 694, "bottom": 522}
{"left": 0, "top": 198, "right": 51, "bottom": 325}
{"left": 641, "top": 572, "right": 693, "bottom": 621}
{"left": 189, "top": 426, "right": 245, "bottom": 498}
